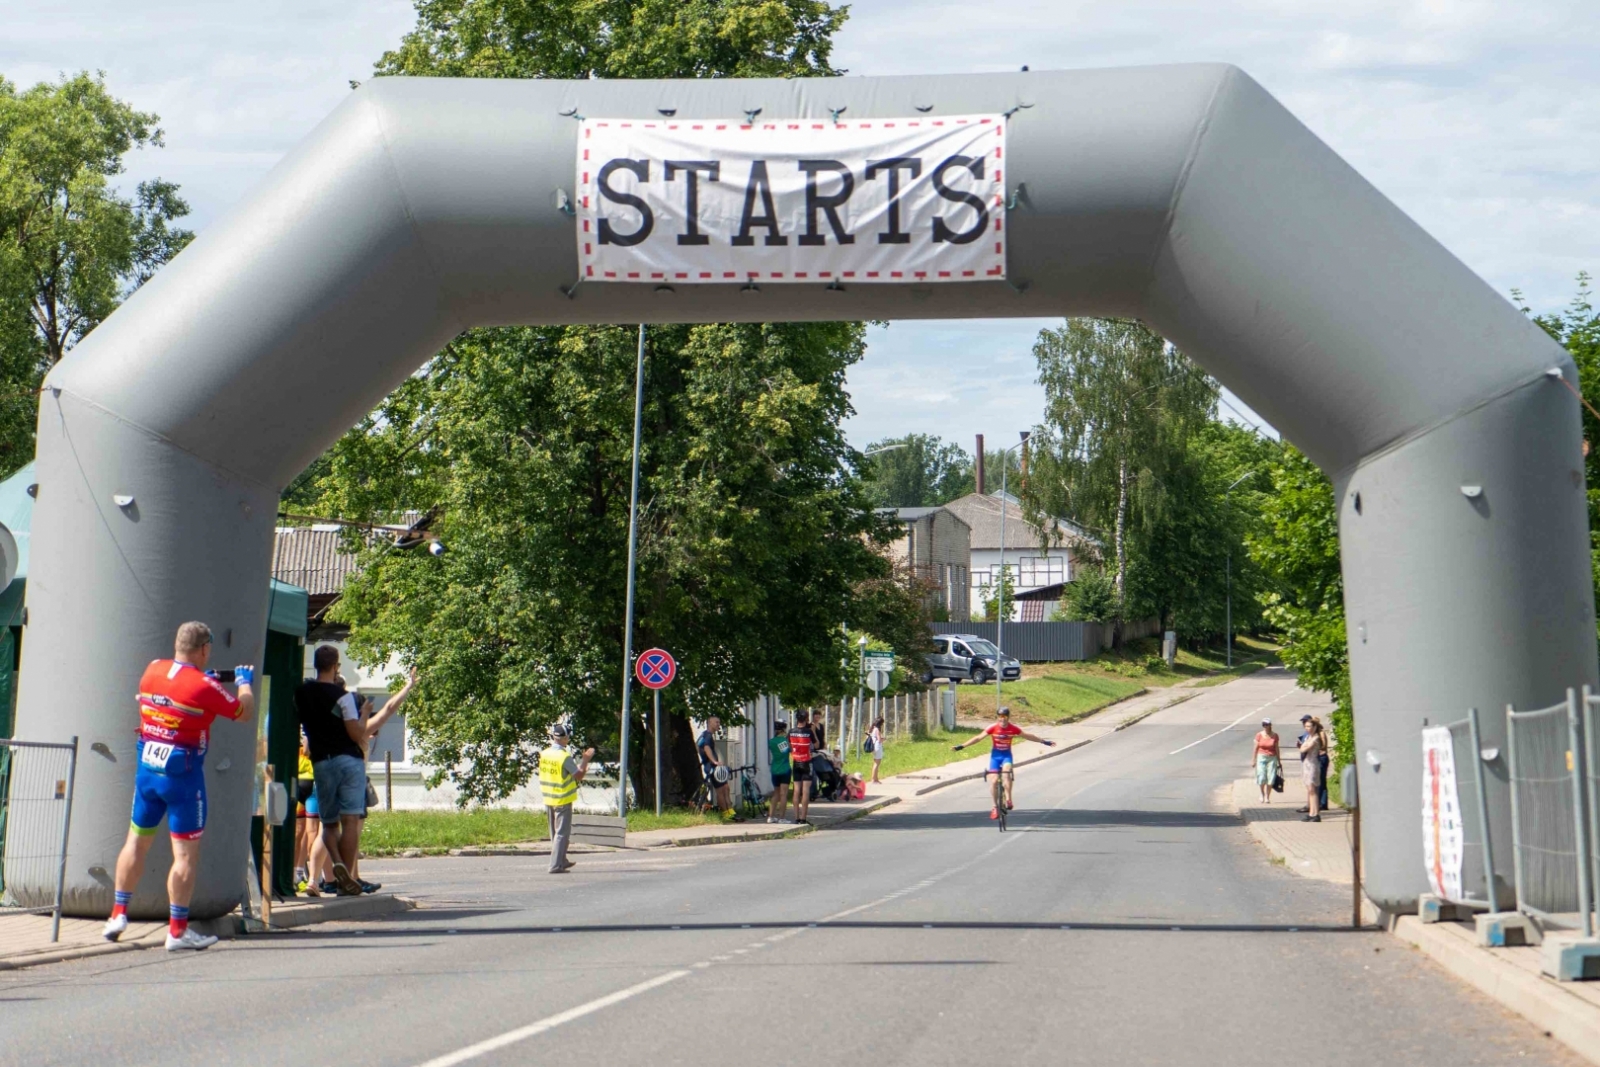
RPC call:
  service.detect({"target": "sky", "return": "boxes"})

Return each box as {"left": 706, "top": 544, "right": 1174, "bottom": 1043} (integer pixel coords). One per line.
{"left": 5, "top": 0, "right": 1595, "bottom": 452}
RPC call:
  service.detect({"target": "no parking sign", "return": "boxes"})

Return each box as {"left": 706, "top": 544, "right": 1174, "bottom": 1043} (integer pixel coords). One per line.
{"left": 635, "top": 648, "right": 676, "bottom": 690}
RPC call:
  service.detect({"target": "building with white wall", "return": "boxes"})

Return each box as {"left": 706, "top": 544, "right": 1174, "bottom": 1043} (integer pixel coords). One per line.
{"left": 941, "top": 493, "right": 1095, "bottom": 621}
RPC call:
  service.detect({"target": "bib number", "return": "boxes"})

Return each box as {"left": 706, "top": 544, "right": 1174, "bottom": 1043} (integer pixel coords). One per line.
{"left": 141, "top": 741, "right": 175, "bottom": 771}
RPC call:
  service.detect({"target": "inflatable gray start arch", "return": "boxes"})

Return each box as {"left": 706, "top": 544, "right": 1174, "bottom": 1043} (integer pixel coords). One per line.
{"left": 11, "top": 64, "right": 1594, "bottom": 919}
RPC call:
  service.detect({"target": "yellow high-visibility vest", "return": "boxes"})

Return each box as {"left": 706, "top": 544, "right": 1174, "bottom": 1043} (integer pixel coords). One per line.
{"left": 539, "top": 747, "right": 578, "bottom": 807}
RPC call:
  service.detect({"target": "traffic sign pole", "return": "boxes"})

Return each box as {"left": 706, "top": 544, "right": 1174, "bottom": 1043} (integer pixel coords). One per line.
{"left": 617, "top": 324, "right": 647, "bottom": 821}
{"left": 633, "top": 648, "right": 676, "bottom": 817}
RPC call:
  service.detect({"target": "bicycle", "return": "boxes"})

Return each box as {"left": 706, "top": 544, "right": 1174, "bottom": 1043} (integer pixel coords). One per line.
{"left": 732, "top": 763, "right": 765, "bottom": 820}
{"left": 991, "top": 772, "right": 1008, "bottom": 832}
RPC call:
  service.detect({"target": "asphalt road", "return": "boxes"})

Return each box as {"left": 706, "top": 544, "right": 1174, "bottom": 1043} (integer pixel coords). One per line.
{"left": 2, "top": 668, "right": 1584, "bottom": 1067}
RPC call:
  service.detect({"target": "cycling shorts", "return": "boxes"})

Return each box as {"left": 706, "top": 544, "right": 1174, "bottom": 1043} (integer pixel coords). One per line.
{"left": 987, "top": 750, "right": 1015, "bottom": 774}
{"left": 130, "top": 741, "right": 207, "bottom": 839}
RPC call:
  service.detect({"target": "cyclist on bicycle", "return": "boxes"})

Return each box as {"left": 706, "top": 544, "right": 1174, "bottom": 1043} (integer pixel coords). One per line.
{"left": 952, "top": 707, "right": 1055, "bottom": 820}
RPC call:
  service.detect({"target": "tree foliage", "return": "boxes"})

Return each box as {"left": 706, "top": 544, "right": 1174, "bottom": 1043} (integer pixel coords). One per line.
{"left": 374, "top": 0, "right": 847, "bottom": 79}
{"left": 1029, "top": 318, "right": 1217, "bottom": 623}
{"left": 1248, "top": 445, "right": 1351, "bottom": 757}
{"left": 0, "top": 73, "right": 192, "bottom": 476}
{"left": 1054, "top": 562, "right": 1114, "bottom": 623}
{"left": 861, "top": 433, "right": 972, "bottom": 508}
{"left": 327, "top": 323, "right": 920, "bottom": 803}
{"left": 303, "top": 0, "right": 924, "bottom": 806}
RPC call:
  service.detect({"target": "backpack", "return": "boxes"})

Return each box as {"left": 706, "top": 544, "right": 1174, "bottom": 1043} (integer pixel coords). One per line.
{"left": 862, "top": 736, "right": 874, "bottom": 754}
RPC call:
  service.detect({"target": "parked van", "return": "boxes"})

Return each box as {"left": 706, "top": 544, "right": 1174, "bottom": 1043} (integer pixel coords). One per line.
{"left": 922, "top": 634, "right": 1022, "bottom": 685}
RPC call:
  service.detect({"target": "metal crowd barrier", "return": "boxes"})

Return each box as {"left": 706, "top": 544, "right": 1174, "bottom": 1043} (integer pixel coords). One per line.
{"left": 1506, "top": 693, "right": 1594, "bottom": 936}
{"left": 1430, "top": 708, "right": 1501, "bottom": 911}
{"left": 1583, "top": 687, "right": 1600, "bottom": 930}
{"left": 0, "top": 737, "right": 79, "bottom": 942}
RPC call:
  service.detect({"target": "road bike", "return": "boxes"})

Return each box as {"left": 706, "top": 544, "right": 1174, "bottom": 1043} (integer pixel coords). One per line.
{"left": 732, "top": 763, "right": 765, "bottom": 820}
{"left": 991, "top": 772, "right": 1008, "bottom": 832}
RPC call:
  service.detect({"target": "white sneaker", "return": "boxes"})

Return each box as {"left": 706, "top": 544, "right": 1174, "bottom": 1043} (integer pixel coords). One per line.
{"left": 165, "top": 928, "right": 218, "bottom": 952}
{"left": 102, "top": 914, "right": 129, "bottom": 942}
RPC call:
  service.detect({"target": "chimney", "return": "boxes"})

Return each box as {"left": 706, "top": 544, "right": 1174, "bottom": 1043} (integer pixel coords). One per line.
{"left": 975, "top": 434, "right": 985, "bottom": 496}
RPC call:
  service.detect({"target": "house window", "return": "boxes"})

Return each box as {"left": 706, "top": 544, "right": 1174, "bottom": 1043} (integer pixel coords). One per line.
{"left": 1016, "top": 556, "right": 1065, "bottom": 587}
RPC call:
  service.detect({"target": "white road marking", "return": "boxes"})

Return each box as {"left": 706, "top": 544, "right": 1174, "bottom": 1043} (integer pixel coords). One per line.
{"left": 1167, "top": 689, "right": 1292, "bottom": 756}
{"left": 410, "top": 969, "right": 690, "bottom": 1067}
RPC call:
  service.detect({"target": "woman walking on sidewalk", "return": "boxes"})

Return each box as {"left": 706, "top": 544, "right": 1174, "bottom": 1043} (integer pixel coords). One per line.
{"left": 1252, "top": 718, "right": 1281, "bottom": 803}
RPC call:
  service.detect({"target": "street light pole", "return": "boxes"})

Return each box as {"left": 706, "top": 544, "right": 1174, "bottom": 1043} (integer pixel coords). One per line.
{"left": 994, "top": 431, "right": 1030, "bottom": 715}
{"left": 856, "top": 636, "right": 867, "bottom": 757}
{"left": 618, "top": 324, "right": 647, "bottom": 818}
{"left": 1224, "top": 471, "right": 1252, "bottom": 669}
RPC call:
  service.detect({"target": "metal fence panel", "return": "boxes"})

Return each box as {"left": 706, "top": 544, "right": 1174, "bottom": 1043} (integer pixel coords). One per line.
{"left": 0, "top": 738, "right": 78, "bottom": 942}
{"left": 1506, "top": 698, "right": 1584, "bottom": 923}
{"left": 1588, "top": 690, "right": 1600, "bottom": 925}
{"left": 1434, "top": 712, "right": 1499, "bottom": 909}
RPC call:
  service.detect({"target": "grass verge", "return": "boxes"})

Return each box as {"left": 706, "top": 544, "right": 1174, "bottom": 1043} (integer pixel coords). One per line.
{"left": 954, "top": 671, "right": 1144, "bottom": 725}
{"left": 841, "top": 726, "right": 993, "bottom": 779}
{"left": 363, "top": 809, "right": 549, "bottom": 855}
{"left": 363, "top": 806, "right": 727, "bottom": 854}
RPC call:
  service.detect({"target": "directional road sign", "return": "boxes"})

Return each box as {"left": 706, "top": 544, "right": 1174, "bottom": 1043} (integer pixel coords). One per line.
{"left": 635, "top": 647, "right": 676, "bottom": 690}
{"left": 866, "top": 669, "right": 892, "bottom": 693}
{"left": 863, "top": 650, "right": 895, "bottom": 672}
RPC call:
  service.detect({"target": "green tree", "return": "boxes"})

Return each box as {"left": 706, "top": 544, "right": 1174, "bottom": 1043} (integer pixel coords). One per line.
{"left": 1248, "top": 445, "right": 1351, "bottom": 760}
{"left": 0, "top": 73, "right": 192, "bottom": 476}
{"left": 980, "top": 566, "right": 1015, "bottom": 623}
{"left": 307, "top": 0, "right": 928, "bottom": 806}
{"left": 1029, "top": 318, "right": 1217, "bottom": 621}
{"left": 1518, "top": 273, "right": 1600, "bottom": 644}
{"left": 862, "top": 433, "right": 972, "bottom": 507}
{"left": 1054, "top": 562, "right": 1114, "bottom": 622}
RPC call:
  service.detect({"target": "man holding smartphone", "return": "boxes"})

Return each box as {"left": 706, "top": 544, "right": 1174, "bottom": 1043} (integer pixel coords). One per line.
{"left": 103, "top": 621, "right": 254, "bottom": 951}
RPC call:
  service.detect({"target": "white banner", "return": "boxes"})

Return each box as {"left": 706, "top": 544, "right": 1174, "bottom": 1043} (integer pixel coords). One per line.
{"left": 576, "top": 115, "right": 1006, "bottom": 284}
{"left": 1421, "top": 726, "right": 1465, "bottom": 901}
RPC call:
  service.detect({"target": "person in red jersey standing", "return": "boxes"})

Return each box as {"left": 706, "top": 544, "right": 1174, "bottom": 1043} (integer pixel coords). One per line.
{"left": 102, "top": 621, "right": 255, "bottom": 951}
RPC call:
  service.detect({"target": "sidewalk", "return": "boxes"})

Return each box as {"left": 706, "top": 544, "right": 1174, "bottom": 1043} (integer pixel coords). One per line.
{"left": 0, "top": 892, "right": 413, "bottom": 971}
{"left": 1225, "top": 776, "right": 1600, "bottom": 1066}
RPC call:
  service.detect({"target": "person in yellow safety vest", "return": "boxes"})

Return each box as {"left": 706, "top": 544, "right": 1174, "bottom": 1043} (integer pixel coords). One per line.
{"left": 540, "top": 723, "right": 594, "bottom": 874}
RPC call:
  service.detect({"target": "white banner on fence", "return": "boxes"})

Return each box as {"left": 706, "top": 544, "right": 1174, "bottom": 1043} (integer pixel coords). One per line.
{"left": 1421, "top": 725, "right": 1465, "bottom": 901}
{"left": 576, "top": 115, "right": 1006, "bottom": 284}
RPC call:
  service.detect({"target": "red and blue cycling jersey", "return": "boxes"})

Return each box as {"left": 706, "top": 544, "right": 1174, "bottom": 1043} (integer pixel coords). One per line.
{"left": 137, "top": 659, "right": 241, "bottom": 756}
{"left": 984, "top": 722, "right": 1024, "bottom": 771}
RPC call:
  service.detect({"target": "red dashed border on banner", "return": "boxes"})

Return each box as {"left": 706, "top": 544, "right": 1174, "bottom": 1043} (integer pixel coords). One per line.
{"left": 579, "top": 116, "right": 1006, "bottom": 282}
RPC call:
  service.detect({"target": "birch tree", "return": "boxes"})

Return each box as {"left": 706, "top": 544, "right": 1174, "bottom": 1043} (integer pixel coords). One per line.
{"left": 1028, "top": 319, "right": 1216, "bottom": 622}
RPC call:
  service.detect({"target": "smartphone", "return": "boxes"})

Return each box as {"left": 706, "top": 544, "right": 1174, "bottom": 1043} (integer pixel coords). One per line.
{"left": 209, "top": 669, "right": 236, "bottom": 684}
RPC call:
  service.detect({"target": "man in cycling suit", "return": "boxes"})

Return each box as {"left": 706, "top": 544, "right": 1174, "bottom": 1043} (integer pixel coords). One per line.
{"left": 952, "top": 706, "right": 1054, "bottom": 820}
{"left": 103, "top": 621, "right": 255, "bottom": 950}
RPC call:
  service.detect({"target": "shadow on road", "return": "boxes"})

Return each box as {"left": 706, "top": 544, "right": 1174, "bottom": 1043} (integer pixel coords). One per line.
{"left": 265, "top": 917, "right": 1370, "bottom": 946}
{"left": 852, "top": 808, "right": 1242, "bottom": 832}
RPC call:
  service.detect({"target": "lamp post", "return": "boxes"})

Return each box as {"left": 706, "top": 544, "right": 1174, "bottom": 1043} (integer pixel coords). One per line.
{"left": 856, "top": 635, "right": 868, "bottom": 757}
{"left": 994, "top": 431, "right": 1030, "bottom": 714}
{"left": 1224, "top": 471, "right": 1252, "bottom": 669}
{"left": 617, "top": 324, "right": 647, "bottom": 818}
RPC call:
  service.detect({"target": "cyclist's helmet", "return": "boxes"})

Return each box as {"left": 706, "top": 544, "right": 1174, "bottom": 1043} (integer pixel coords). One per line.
{"left": 712, "top": 765, "right": 731, "bottom": 784}
{"left": 997, "top": 706, "right": 1011, "bottom": 717}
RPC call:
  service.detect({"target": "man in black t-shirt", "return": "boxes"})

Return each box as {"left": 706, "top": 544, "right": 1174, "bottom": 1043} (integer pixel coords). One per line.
{"left": 296, "top": 645, "right": 370, "bottom": 895}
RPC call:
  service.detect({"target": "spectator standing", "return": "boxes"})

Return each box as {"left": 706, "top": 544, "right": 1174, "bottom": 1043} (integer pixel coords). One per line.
{"left": 697, "top": 715, "right": 739, "bottom": 821}
{"left": 1313, "top": 716, "right": 1332, "bottom": 811}
{"left": 767, "top": 720, "right": 792, "bottom": 823}
{"left": 296, "top": 645, "right": 370, "bottom": 895}
{"left": 1298, "top": 713, "right": 1324, "bottom": 822}
{"left": 539, "top": 723, "right": 594, "bottom": 874}
{"left": 788, "top": 711, "right": 815, "bottom": 824}
{"left": 1251, "top": 718, "right": 1281, "bottom": 804}
{"left": 868, "top": 717, "right": 885, "bottom": 784}
{"left": 346, "top": 670, "right": 417, "bottom": 892}
{"left": 102, "top": 621, "right": 254, "bottom": 951}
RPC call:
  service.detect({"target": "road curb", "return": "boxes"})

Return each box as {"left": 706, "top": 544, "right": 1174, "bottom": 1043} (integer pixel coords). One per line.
{"left": 1391, "top": 916, "right": 1600, "bottom": 1067}
{"left": 655, "top": 795, "right": 903, "bottom": 847}
{"left": 0, "top": 894, "right": 415, "bottom": 971}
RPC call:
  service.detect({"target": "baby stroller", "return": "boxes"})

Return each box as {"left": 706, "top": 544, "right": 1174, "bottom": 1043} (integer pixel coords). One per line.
{"left": 810, "top": 750, "right": 844, "bottom": 802}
